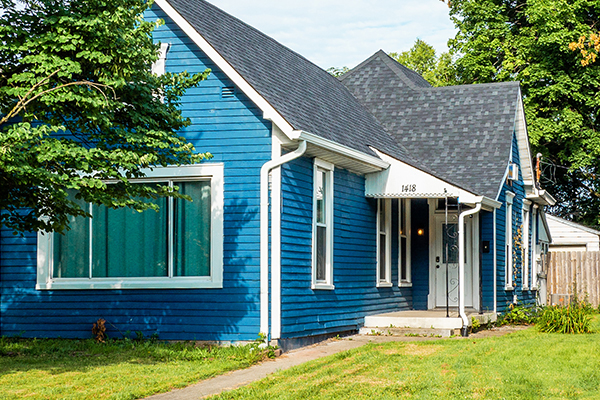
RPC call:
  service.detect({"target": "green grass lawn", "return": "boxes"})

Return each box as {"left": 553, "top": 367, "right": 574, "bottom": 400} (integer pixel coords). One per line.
{"left": 211, "top": 318, "right": 600, "bottom": 400}
{"left": 0, "top": 337, "right": 265, "bottom": 400}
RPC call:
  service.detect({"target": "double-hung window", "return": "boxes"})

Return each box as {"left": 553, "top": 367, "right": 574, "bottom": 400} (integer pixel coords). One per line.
{"left": 531, "top": 206, "right": 539, "bottom": 289}
{"left": 399, "top": 199, "right": 411, "bottom": 286}
{"left": 505, "top": 192, "right": 515, "bottom": 290}
{"left": 312, "top": 159, "right": 334, "bottom": 289}
{"left": 37, "top": 164, "right": 224, "bottom": 290}
{"left": 377, "top": 198, "right": 392, "bottom": 287}
{"left": 522, "top": 201, "right": 531, "bottom": 290}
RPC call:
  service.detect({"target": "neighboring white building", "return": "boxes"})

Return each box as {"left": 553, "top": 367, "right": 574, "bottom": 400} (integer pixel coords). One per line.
{"left": 547, "top": 215, "right": 600, "bottom": 251}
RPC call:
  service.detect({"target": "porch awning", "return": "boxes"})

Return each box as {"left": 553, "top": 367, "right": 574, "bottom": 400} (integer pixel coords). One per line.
{"left": 366, "top": 149, "right": 498, "bottom": 208}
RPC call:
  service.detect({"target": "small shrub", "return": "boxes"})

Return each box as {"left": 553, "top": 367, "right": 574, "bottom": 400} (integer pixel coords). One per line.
{"left": 497, "top": 305, "right": 539, "bottom": 326}
{"left": 537, "top": 305, "right": 592, "bottom": 334}
{"left": 471, "top": 317, "right": 481, "bottom": 332}
{"left": 92, "top": 319, "right": 107, "bottom": 343}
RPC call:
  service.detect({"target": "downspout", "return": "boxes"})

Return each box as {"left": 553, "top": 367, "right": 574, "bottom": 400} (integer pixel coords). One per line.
{"left": 458, "top": 202, "right": 482, "bottom": 337}
{"left": 260, "top": 141, "right": 307, "bottom": 340}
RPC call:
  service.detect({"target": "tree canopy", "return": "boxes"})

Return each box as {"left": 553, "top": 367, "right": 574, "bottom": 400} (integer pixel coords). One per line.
{"left": 389, "top": 39, "right": 457, "bottom": 87}
{"left": 447, "top": 0, "right": 600, "bottom": 225}
{"left": 0, "top": 0, "right": 209, "bottom": 234}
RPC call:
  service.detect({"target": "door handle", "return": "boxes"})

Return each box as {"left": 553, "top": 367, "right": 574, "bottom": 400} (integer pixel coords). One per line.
{"left": 436, "top": 265, "right": 440, "bottom": 269}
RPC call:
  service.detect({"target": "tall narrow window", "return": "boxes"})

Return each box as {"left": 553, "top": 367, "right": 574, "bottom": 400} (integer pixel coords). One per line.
{"left": 399, "top": 199, "right": 411, "bottom": 286}
{"left": 522, "top": 202, "right": 530, "bottom": 289}
{"left": 505, "top": 192, "right": 515, "bottom": 289}
{"left": 312, "top": 159, "right": 334, "bottom": 289}
{"left": 531, "top": 206, "right": 539, "bottom": 289}
{"left": 377, "top": 198, "right": 392, "bottom": 286}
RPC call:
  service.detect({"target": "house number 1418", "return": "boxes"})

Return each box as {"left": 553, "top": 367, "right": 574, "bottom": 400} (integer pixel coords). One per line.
{"left": 402, "top": 184, "right": 417, "bottom": 193}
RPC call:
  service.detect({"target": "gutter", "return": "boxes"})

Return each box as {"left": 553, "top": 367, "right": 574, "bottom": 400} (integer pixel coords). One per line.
{"left": 260, "top": 141, "right": 307, "bottom": 339}
{"left": 458, "top": 201, "right": 482, "bottom": 337}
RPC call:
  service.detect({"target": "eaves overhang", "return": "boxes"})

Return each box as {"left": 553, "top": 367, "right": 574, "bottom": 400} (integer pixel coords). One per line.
{"left": 280, "top": 131, "right": 390, "bottom": 175}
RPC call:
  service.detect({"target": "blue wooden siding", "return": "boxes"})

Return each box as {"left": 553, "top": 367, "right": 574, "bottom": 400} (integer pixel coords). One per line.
{"left": 411, "top": 199, "right": 429, "bottom": 310}
{"left": 480, "top": 210, "right": 495, "bottom": 311}
{"left": 495, "top": 132, "right": 536, "bottom": 313}
{"left": 0, "top": 5, "right": 272, "bottom": 341}
{"left": 280, "top": 159, "right": 411, "bottom": 339}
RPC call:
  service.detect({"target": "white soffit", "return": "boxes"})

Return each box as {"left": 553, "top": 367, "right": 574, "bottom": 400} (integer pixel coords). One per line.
{"left": 366, "top": 149, "right": 480, "bottom": 203}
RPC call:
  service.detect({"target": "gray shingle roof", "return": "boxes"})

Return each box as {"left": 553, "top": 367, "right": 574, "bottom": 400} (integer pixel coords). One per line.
{"left": 165, "top": 0, "right": 425, "bottom": 170}
{"left": 340, "top": 51, "right": 520, "bottom": 199}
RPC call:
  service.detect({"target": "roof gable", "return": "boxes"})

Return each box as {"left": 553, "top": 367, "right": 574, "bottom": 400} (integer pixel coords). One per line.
{"left": 156, "top": 0, "right": 426, "bottom": 171}
{"left": 340, "top": 51, "right": 522, "bottom": 199}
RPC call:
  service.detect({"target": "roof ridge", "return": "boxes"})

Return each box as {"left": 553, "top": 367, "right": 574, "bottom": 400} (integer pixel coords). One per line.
{"left": 377, "top": 51, "right": 432, "bottom": 90}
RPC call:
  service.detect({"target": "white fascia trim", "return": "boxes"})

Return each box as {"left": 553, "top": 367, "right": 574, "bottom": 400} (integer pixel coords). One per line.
{"left": 298, "top": 132, "right": 389, "bottom": 170}
{"left": 495, "top": 164, "right": 511, "bottom": 201}
{"left": 514, "top": 88, "right": 535, "bottom": 190}
{"left": 154, "top": 0, "right": 295, "bottom": 139}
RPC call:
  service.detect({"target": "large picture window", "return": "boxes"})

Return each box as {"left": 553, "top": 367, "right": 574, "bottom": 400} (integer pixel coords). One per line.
{"left": 37, "top": 164, "right": 224, "bottom": 290}
{"left": 312, "top": 159, "right": 334, "bottom": 289}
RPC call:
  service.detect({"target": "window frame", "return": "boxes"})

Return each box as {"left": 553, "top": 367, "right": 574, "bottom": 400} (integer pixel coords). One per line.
{"left": 311, "top": 159, "right": 334, "bottom": 290}
{"left": 36, "top": 163, "right": 224, "bottom": 290}
{"left": 398, "top": 199, "right": 412, "bottom": 287}
{"left": 377, "top": 198, "right": 392, "bottom": 287}
{"left": 531, "top": 205, "right": 539, "bottom": 290}
{"left": 505, "top": 191, "right": 515, "bottom": 290}
{"left": 522, "top": 200, "right": 531, "bottom": 290}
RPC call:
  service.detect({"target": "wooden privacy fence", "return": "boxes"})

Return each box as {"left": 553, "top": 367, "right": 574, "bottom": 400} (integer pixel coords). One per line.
{"left": 546, "top": 251, "right": 600, "bottom": 308}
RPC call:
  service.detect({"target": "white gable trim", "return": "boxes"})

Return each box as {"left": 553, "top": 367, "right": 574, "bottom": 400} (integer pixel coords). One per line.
{"left": 514, "top": 88, "right": 535, "bottom": 190}
{"left": 154, "top": 0, "right": 297, "bottom": 140}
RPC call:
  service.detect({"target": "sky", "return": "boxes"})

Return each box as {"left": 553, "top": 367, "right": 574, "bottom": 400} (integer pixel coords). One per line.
{"left": 209, "top": 0, "right": 457, "bottom": 70}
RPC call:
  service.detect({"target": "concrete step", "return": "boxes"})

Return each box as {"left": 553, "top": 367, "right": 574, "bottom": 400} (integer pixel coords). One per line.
{"left": 359, "top": 326, "right": 461, "bottom": 338}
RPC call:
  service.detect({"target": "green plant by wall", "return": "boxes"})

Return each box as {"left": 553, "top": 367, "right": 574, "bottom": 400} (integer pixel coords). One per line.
{"left": 513, "top": 223, "right": 523, "bottom": 286}
{"left": 537, "top": 305, "right": 593, "bottom": 334}
{"left": 497, "top": 305, "right": 539, "bottom": 326}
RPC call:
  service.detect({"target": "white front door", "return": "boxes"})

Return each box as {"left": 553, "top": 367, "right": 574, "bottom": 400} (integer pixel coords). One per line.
{"left": 434, "top": 213, "right": 475, "bottom": 308}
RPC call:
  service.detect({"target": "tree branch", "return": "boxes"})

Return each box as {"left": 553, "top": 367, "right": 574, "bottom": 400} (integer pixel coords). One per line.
{"left": 1, "top": 71, "right": 116, "bottom": 126}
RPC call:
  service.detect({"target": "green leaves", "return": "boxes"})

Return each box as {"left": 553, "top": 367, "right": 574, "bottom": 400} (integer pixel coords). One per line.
{"left": 389, "top": 40, "right": 458, "bottom": 87}
{"left": 0, "top": 0, "right": 210, "bottom": 234}
{"left": 448, "top": 0, "right": 600, "bottom": 225}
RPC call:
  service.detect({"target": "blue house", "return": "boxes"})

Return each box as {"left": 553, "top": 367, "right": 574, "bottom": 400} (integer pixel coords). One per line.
{"left": 0, "top": 0, "right": 554, "bottom": 347}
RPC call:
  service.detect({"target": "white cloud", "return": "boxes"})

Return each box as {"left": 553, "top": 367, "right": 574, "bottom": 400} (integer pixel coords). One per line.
{"left": 209, "top": 0, "right": 457, "bottom": 69}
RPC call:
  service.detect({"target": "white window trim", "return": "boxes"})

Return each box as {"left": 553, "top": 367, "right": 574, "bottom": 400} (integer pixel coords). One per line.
{"left": 522, "top": 200, "right": 531, "bottom": 290}
{"left": 398, "top": 199, "right": 412, "bottom": 287}
{"left": 377, "top": 198, "right": 392, "bottom": 287}
{"left": 312, "top": 159, "right": 334, "bottom": 290}
{"left": 505, "top": 192, "right": 515, "bottom": 290}
{"left": 36, "top": 163, "right": 224, "bottom": 290}
{"left": 151, "top": 42, "right": 171, "bottom": 76}
{"left": 531, "top": 205, "right": 539, "bottom": 290}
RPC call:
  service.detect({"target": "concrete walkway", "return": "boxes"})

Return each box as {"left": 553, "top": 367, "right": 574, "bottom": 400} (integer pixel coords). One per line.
{"left": 145, "top": 326, "right": 527, "bottom": 400}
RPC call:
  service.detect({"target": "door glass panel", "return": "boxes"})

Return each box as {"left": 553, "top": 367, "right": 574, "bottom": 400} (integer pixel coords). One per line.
{"left": 442, "top": 223, "right": 458, "bottom": 264}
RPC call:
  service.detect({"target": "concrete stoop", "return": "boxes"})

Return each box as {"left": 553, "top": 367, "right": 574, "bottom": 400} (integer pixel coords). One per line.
{"left": 359, "top": 326, "right": 461, "bottom": 338}
{"left": 360, "top": 310, "right": 497, "bottom": 338}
